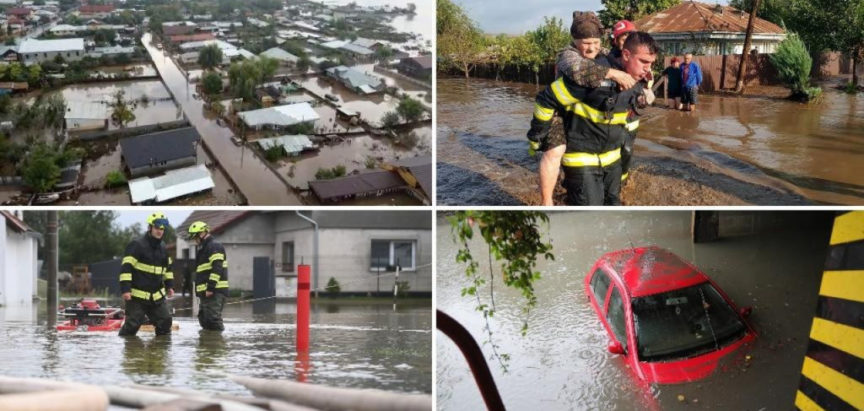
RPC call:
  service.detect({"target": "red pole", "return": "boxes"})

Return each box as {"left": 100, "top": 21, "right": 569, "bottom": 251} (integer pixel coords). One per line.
{"left": 296, "top": 264, "right": 311, "bottom": 352}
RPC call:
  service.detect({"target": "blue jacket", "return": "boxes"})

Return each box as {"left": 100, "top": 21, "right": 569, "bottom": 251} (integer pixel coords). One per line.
{"left": 681, "top": 62, "right": 702, "bottom": 88}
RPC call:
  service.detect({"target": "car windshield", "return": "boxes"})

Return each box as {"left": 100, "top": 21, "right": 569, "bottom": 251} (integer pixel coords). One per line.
{"left": 633, "top": 282, "right": 746, "bottom": 362}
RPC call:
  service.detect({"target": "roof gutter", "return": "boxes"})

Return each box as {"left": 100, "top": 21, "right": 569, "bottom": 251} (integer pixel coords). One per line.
{"left": 295, "top": 211, "right": 319, "bottom": 295}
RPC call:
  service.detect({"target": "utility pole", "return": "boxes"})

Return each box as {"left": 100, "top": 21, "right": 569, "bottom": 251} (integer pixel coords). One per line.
{"left": 735, "top": 0, "right": 761, "bottom": 93}
{"left": 47, "top": 211, "right": 58, "bottom": 326}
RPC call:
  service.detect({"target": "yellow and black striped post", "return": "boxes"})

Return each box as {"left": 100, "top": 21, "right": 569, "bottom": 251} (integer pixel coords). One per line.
{"left": 795, "top": 211, "right": 864, "bottom": 410}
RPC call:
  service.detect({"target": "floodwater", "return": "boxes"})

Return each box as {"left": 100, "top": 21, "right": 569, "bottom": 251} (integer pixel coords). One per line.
{"left": 298, "top": 75, "right": 405, "bottom": 127}
{"left": 280, "top": 127, "right": 431, "bottom": 190}
{"left": 437, "top": 211, "right": 831, "bottom": 410}
{"left": 437, "top": 77, "right": 864, "bottom": 205}
{"left": 312, "top": 0, "right": 434, "bottom": 52}
{"left": 142, "top": 33, "right": 301, "bottom": 205}
{"left": 0, "top": 300, "right": 431, "bottom": 395}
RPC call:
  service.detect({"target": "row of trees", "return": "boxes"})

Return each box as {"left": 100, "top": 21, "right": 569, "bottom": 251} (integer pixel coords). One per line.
{"left": 439, "top": 0, "right": 864, "bottom": 88}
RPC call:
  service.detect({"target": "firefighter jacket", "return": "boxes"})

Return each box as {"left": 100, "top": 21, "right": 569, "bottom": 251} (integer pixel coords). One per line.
{"left": 528, "top": 55, "right": 643, "bottom": 168}
{"left": 195, "top": 236, "right": 229, "bottom": 296}
{"left": 119, "top": 233, "right": 173, "bottom": 302}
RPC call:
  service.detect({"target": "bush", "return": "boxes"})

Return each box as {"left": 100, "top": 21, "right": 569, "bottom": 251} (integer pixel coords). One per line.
{"left": 325, "top": 277, "right": 341, "bottom": 294}
{"left": 381, "top": 111, "right": 400, "bottom": 130}
{"left": 315, "top": 165, "right": 346, "bottom": 180}
{"left": 202, "top": 71, "right": 223, "bottom": 95}
{"left": 768, "top": 33, "right": 822, "bottom": 102}
{"left": 263, "top": 145, "right": 284, "bottom": 162}
{"left": 105, "top": 170, "right": 127, "bottom": 188}
{"left": 396, "top": 96, "right": 425, "bottom": 122}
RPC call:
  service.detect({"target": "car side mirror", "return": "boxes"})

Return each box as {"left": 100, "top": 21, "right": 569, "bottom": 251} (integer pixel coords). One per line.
{"left": 608, "top": 340, "right": 625, "bottom": 355}
{"left": 739, "top": 306, "right": 752, "bottom": 318}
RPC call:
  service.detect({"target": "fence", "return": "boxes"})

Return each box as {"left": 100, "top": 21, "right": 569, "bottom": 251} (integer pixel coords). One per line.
{"left": 445, "top": 52, "right": 862, "bottom": 91}
{"left": 73, "top": 119, "right": 190, "bottom": 141}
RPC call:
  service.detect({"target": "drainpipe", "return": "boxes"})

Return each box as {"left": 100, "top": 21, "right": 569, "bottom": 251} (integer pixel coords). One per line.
{"left": 295, "top": 211, "right": 319, "bottom": 297}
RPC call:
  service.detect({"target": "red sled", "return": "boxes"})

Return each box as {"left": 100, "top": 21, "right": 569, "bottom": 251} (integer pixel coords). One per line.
{"left": 56, "top": 299, "right": 125, "bottom": 331}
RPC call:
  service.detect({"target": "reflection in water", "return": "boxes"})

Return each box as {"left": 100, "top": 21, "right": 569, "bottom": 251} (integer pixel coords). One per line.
{"left": 195, "top": 331, "right": 227, "bottom": 373}
{"left": 123, "top": 336, "right": 172, "bottom": 377}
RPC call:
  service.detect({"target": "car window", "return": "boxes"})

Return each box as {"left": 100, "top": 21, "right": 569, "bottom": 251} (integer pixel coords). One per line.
{"left": 632, "top": 282, "right": 747, "bottom": 362}
{"left": 590, "top": 268, "right": 611, "bottom": 309}
{"left": 606, "top": 286, "right": 628, "bottom": 351}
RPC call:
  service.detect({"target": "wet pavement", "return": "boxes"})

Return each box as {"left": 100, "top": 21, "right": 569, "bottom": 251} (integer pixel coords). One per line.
{"left": 142, "top": 33, "right": 301, "bottom": 205}
{"left": 437, "top": 77, "right": 864, "bottom": 205}
{"left": 437, "top": 211, "right": 832, "bottom": 410}
{"left": 0, "top": 299, "right": 431, "bottom": 395}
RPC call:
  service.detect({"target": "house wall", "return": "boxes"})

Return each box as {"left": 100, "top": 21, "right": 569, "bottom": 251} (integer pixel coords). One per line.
{"left": 65, "top": 118, "right": 106, "bottom": 131}
{"left": 657, "top": 39, "right": 781, "bottom": 56}
{"left": 21, "top": 49, "right": 84, "bottom": 64}
{"left": 0, "top": 217, "right": 38, "bottom": 306}
{"left": 128, "top": 156, "right": 197, "bottom": 178}
{"left": 272, "top": 218, "right": 432, "bottom": 297}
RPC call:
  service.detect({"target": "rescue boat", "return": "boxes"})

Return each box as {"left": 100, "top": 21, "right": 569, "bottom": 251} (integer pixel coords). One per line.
{"left": 56, "top": 299, "right": 124, "bottom": 331}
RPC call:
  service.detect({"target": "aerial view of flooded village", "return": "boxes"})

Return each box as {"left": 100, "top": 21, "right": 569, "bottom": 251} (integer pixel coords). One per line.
{"left": 0, "top": 0, "right": 432, "bottom": 206}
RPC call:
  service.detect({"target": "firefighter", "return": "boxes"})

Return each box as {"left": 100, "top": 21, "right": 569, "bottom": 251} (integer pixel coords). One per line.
{"left": 188, "top": 221, "right": 228, "bottom": 331}
{"left": 118, "top": 212, "right": 174, "bottom": 336}
{"left": 528, "top": 32, "right": 658, "bottom": 205}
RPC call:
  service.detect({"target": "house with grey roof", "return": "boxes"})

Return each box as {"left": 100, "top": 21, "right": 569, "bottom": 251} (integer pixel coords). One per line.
{"left": 260, "top": 47, "right": 299, "bottom": 66}
{"left": 174, "top": 210, "right": 431, "bottom": 297}
{"left": 18, "top": 38, "right": 85, "bottom": 64}
{"left": 119, "top": 127, "right": 200, "bottom": 177}
{"left": 324, "top": 65, "right": 385, "bottom": 95}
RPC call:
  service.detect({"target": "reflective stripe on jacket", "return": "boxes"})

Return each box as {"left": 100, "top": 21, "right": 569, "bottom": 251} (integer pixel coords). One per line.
{"left": 195, "top": 236, "right": 229, "bottom": 296}
{"left": 119, "top": 234, "right": 173, "bottom": 301}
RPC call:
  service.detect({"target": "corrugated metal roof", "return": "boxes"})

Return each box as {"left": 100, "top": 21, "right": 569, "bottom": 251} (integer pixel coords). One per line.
{"left": 238, "top": 102, "right": 320, "bottom": 127}
{"left": 129, "top": 164, "right": 214, "bottom": 204}
{"left": 18, "top": 38, "right": 84, "bottom": 54}
{"left": 635, "top": 1, "right": 785, "bottom": 34}
{"left": 309, "top": 170, "right": 406, "bottom": 201}
{"left": 325, "top": 65, "right": 384, "bottom": 90}
{"left": 256, "top": 134, "right": 315, "bottom": 154}
{"left": 340, "top": 43, "right": 374, "bottom": 55}
{"left": 260, "top": 47, "right": 299, "bottom": 62}
{"left": 394, "top": 155, "right": 432, "bottom": 198}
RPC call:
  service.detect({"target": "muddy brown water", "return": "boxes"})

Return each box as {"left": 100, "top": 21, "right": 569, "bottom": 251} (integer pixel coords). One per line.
{"left": 142, "top": 33, "right": 301, "bottom": 205}
{"left": 0, "top": 300, "right": 431, "bottom": 395}
{"left": 437, "top": 77, "right": 864, "bottom": 205}
{"left": 436, "top": 211, "right": 831, "bottom": 410}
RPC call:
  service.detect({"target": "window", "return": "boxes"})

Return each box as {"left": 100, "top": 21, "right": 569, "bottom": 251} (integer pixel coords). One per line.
{"left": 606, "top": 287, "right": 628, "bottom": 352}
{"left": 282, "top": 241, "right": 294, "bottom": 272}
{"left": 370, "top": 240, "right": 416, "bottom": 271}
{"left": 589, "top": 268, "right": 611, "bottom": 309}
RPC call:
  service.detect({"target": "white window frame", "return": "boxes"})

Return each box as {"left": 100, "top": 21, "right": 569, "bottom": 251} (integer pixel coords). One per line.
{"left": 369, "top": 240, "right": 416, "bottom": 272}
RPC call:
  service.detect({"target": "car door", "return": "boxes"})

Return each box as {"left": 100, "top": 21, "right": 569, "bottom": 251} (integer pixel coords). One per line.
{"left": 605, "top": 284, "right": 629, "bottom": 354}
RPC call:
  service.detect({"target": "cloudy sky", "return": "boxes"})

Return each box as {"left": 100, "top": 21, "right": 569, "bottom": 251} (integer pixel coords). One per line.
{"left": 114, "top": 210, "right": 193, "bottom": 229}
{"left": 455, "top": 0, "right": 731, "bottom": 35}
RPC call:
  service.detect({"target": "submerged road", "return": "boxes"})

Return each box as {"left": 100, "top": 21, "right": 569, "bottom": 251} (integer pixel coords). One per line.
{"left": 141, "top": 33, "right": 301, "bottom": 205}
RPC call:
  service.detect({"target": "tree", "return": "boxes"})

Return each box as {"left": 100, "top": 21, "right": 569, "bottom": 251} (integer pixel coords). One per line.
{"left": 598, "top": 0, "right": 681, "bottom": 29}
{"left": 227, "top": 57, "right": 278, "bottom": 102}
{"left": 381, "top": 111, "right": 400, "bottom": 130}
{"left": 202, "top": 71, "right": 223, "bottom": 95}
{"left": 56, "top": 211, "right": 142, "bottom": 267}
{"left": 735, "top": 0, "right": 761, "bottom": 93}
{"left": 375, "top": 45, "right": 394, "bottom": 62}
{"left": 396, "top": 96, "right": 425, "bottom": 122}
{"left": 198, "top": 44, "right": 224, "bottom": 70}
{"left": 437, "top": 0, "right": 483, "bottom": 78}
{"left": 22, "top": 143, "right": 61, "bottom": 193}
{"left": 110, "top": 90, "right": 136, "bottom": 128}
{"left": 769, "top": 33, "right": 822, "bottom": 101}
{"left": 296, "top": 56, "right": 311, "bottom": 73}
{"left": 448, "top": 211, "right": 554, "bottom": 371}
{"left": 27, "top": 63, "right": 43, "bottom": 88}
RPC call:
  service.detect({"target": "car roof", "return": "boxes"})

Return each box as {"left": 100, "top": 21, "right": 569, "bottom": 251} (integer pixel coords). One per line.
{"left": 598, "top": 246, "right": 709, "bottom": 298}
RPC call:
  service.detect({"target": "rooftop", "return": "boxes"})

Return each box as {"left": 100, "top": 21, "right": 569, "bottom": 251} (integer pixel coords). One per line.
{"left": 18, "top": 38, "right": 84, "bottom": 54}
{"left": 238, "top": 102, "right": 320, "bottom": 128}
{"left": 65, "top": 101, "right": 108, "bottom": 120}
{"left": 309, "top": 170, "right": 407, "bottom": 201}
{"left": 256, "top": 134, "right": 315, "bottom": 154}
{"left": 119, "top": 127, "right": 200, "bottom": 169}
{"left": 260, "top": 47, "right": 299, "bottom": 63}
{"left": 634, "top": 2, "right": 785, "bottom": 35}
{"left": 129, "top": 164, "right": 214, "bottom": 204}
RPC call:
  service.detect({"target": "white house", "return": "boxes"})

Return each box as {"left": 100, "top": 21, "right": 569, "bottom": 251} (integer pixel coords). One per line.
{"left": 64, "top": 101, "right": 109, "bottom": 131}
{"left": 0, "top": 211, "right": 40, "bottom": 307}
{"left": 18, "top": 37, "right": 85, "bottom": 64}
{"left": 175, "top": 211, "right": 432, "bottom": 298}
{"left": 635, "top": 2, "right": 787, "bottom": 56}
{"left": 238, "top": 102, "right": 319, "bottom": 130}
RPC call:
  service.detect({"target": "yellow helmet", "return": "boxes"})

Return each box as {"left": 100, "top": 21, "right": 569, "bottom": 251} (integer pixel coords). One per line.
{"left": 147, "top": 212, "right": 170, "bottom": 229}
{"left": 187, "top": 221, "right": 210, "bottom": 240}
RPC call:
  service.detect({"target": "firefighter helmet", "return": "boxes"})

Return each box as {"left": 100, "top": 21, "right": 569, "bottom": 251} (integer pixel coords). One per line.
{"left": 147, "top": 212, "right": 170, "bottom": 229}
{"left": 187, "top": 221, "right": 210, "bottom": 240}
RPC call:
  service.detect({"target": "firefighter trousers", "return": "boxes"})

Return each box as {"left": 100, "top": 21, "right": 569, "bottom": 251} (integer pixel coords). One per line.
{"left": 563, "top": 161, "right": 622, "bottom": 205}
{"left": 198, "top": 293, "right": 225, "bottom": 331}
{"left": 119, "top": 297, "right": 173, "bottom": 336}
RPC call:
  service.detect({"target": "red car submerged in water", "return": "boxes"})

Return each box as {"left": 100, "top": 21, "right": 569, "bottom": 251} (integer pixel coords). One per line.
{"left": 585, "top": 246, "right": 755, "bottom": 384}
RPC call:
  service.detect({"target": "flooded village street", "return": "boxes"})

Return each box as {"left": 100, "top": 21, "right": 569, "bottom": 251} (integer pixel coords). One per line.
{"left": 142, "top": 33, "right": 301, "bottom": 205}
{"left": 437, "top": 211, "right": 833, "bottom": 409}
{"left": 437, "top": 77, "right": 864, "bottom": 205}
{"left": 0, "top": 300, "right": 431, "bottom": 395}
